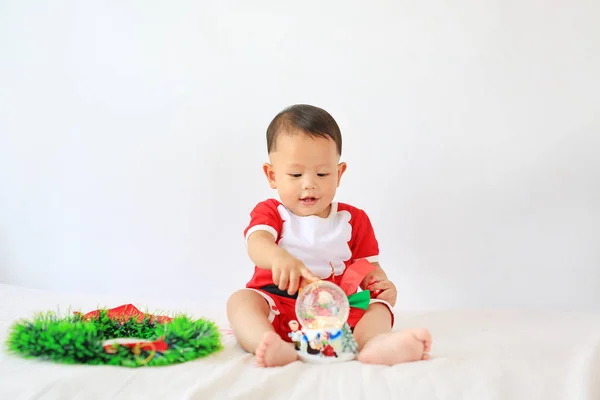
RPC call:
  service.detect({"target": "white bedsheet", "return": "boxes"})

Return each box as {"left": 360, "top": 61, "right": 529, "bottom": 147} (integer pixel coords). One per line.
{"left": 1, "top": 283, "right": 599, "bottom": 400}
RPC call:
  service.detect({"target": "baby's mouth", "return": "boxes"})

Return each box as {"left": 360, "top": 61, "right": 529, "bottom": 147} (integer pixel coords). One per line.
{"left": 300, "top": 197, "right": 318, "bottom": 204}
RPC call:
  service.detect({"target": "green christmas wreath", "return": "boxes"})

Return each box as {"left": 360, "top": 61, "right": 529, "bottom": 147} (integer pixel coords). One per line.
{"left": 5, "top": 304, "right": 223, "bottom": 367}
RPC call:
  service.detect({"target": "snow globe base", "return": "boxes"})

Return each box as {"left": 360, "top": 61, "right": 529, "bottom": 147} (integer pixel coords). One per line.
{"left": 289, "top": 322, "right": 358, "bottom": 364}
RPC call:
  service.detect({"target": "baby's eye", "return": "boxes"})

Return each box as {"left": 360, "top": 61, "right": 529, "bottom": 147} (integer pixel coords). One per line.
{"left": 317, "top": 173, "right": 329, "bottom": 177}
{"left": 289, "top": 174, "right": 302, "bottom": 178}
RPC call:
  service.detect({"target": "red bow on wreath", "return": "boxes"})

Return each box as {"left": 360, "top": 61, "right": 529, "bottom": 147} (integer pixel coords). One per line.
{"left": 75, "top": 304, "right": 172, "bottom": 324}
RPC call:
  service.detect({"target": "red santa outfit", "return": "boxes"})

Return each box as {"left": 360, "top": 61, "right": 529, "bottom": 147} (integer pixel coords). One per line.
{"left": 243, "top": 199, "right": 394, "bottom": 342}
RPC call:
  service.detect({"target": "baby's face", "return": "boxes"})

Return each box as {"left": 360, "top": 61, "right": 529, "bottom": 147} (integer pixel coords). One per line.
{"left": 265, "top": 131, "right": 346, "bottom": 218}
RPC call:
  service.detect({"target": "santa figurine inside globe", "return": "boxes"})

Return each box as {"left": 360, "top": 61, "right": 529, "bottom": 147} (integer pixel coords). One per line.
{"left": 289, "top": 280, "right": 359, "bottom": 363}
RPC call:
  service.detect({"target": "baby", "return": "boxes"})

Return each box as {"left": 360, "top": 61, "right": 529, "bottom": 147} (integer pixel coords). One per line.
{"left": 227, "top": 104, "right": 432, "bottom": 367}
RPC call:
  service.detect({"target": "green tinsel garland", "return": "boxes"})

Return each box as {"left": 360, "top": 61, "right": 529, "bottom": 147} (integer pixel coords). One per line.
{"left": 5, "top": 309, "right": 223, "bottom": 367}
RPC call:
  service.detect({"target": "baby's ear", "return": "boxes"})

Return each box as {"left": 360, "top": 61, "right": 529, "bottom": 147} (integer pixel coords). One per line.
{"left": 263, "top": 163, "right": 277, "bottom": 189}
{"left": 337, "top": 162, "right": 347, "bottom": 186}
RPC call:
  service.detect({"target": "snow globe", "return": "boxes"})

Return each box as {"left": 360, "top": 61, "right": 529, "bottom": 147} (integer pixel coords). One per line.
{"left": 289, "top": 280, "right": 358, "bottom": 363}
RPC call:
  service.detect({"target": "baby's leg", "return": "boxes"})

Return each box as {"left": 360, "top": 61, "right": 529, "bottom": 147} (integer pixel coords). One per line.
{"left": 353, "top": 303, "right": 432, "bottom": 366}
{"left": 226, "top": 290, "right": 297, "bottom": 367}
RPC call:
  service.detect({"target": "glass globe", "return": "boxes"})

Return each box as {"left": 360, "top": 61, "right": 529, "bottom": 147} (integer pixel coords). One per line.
{"left": 295, "top": 280, "right": 349, "bottom": 330}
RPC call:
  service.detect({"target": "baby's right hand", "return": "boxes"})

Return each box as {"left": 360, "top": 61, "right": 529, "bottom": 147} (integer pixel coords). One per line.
{"left": 272, "top": 253, "right": 318, "bottom": 295}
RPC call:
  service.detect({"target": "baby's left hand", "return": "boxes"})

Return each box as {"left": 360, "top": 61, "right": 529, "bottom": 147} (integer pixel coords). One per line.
{"left": 367, "top": 279, "right": 397, "bottom": 307}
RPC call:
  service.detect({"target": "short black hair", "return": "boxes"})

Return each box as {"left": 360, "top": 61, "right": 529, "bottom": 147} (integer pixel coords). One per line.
{"left": 266, "top": 104, "right": 342, "bottom": 155}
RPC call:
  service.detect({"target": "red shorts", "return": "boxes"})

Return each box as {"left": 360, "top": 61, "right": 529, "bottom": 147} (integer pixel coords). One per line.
{"left": 245, "top": 288, "right": 395, "bottom": 343}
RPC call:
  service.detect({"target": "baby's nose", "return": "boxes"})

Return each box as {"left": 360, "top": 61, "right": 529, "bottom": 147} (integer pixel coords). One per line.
{"left": 302, "top": 177, "right": 316, "bottom": 189}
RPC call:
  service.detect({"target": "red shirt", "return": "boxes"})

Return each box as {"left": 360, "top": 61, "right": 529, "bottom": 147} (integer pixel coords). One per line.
{"left": 244, "top": 199, "right": 379, "bottom": 290}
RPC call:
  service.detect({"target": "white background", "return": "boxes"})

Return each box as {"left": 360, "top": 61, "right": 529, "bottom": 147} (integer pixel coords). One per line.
{"left": 1, "top": 0, "right": 599, "bottom": 311}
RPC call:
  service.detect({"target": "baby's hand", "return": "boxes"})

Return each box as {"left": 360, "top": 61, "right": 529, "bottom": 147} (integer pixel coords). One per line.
{"left": 367, "top": 279, "right": 397, "bottom": 307}
{"left": 272, "top": 252, "right": 318, "bottom": 295}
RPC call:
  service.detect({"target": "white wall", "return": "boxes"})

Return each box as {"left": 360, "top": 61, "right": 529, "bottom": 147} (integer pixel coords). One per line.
{"left": 1, "top": 0, "right": 599, "bottom": 311}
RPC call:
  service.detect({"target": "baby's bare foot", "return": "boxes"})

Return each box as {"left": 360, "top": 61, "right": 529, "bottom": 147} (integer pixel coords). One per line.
{"left": 255, "top": 331, "right": 298, "bottom": 367}
{"left": 358, "top": 328, "right": 432, "bottom": 366}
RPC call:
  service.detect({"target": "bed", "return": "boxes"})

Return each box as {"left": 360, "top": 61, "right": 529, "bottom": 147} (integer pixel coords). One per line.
{"left": 1, "top": 283, "right": 599, "bottom": 399}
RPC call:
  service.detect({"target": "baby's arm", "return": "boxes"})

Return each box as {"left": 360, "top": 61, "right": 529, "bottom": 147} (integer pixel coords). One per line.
{"left": 247, "top": 231, "right": 318, "bottom": 294}
{"left": 247, "top": 231, "right": 287, "bottom": 270}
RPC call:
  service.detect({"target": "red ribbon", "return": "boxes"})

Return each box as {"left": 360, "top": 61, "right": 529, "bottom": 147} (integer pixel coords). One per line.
{"left": 337, "top": 258, "right": 377, "bottom": 297}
